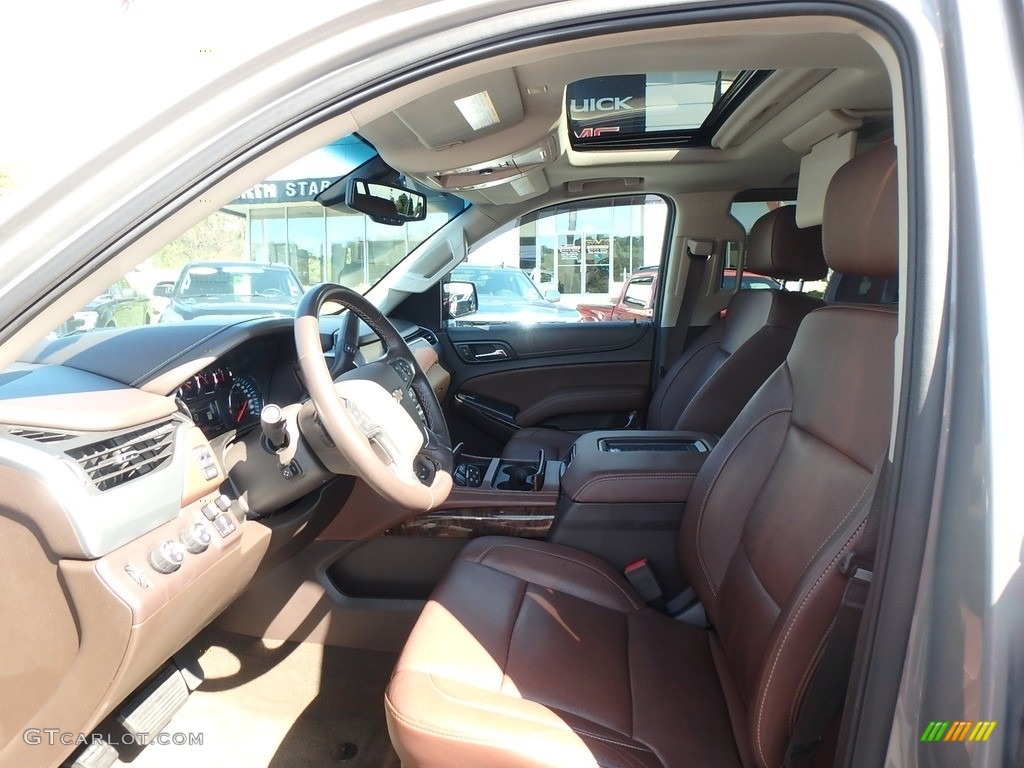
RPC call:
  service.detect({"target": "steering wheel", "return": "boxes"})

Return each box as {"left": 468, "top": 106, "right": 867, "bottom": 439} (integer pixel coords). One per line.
{"left": 294, "top": 284, "right": 453, "bottom": 510}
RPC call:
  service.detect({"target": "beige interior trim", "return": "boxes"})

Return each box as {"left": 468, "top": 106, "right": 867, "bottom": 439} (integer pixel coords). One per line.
{"left": 0, "top": 388, "right": 177, "bottom": 431}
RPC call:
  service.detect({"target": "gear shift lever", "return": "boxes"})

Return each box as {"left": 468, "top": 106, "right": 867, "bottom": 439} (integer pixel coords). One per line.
{"left": 261, "top": 404, "right": 289, "bottom": 451}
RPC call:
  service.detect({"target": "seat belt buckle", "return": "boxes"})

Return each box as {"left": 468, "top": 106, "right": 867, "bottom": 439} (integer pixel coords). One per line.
{"left": 624, "top": 558, "right": 664, "bottom": 604}
{"left": 839, "top": 551, "right": 874, "bottom": 585}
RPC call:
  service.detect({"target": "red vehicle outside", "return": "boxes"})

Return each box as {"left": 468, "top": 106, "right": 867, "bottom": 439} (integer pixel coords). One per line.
{"left": 577, "top": 265, "right": 779, "bottom": 321}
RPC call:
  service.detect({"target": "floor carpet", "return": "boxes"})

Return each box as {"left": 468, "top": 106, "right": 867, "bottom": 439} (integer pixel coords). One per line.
{"left": 113, "top": 628, "right": 400, "bottom": 768}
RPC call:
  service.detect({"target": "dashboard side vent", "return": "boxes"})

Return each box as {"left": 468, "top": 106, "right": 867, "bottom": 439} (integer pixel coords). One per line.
{"left": 409, "top": 328, "right": 438, "bottom": 346}
{"left": 66, "top": 421, "right": 177, "bottom": 492}
{"left": 9, "top": 427, "right": 75, "bottom": 443}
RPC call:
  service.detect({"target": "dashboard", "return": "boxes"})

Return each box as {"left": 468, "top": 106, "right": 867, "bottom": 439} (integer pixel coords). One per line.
{"left": 0, "top": 312, "right": 447, "bottom": 767}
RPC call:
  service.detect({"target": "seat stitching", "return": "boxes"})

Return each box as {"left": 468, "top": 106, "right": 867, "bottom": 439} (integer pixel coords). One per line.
{"left": 471, "top": 543, "right": 643, "bottom": 610}
{"left": 388, "top": 678, "right": 651, "bottom": 761}
{"left": 790, "top": 615, "right": 837, "bottom": 728}
{"left": 129, "top": 326, "right": 233, "bottom": 386}
{"left": 753, "top": 518, "right": 868, "bottom": 767}
{"left": 792, "top": 465, "right": 875, "bottom": 590}
{"left": 693, "top": 406, "right": 792, "bottom": 598}
{"left": 576, "top": 472, "right": 697, "bottom": 498}
{"left": 500, "top": 580, "right": 529, "bottom": 685}
{"left": 790, "top": 421, "right": 876, "bottom": 474}
{"left": 385, "top": 696, "right": 540, "bottom": 748}
{"left": 419, "top": 672, "right": 582, "bottom": 730}
{"left": 572, "top": 729, "right": 656, "bottom": 754}
{"left": 626, "top": 613, "right": 635, "bottom": 741}
{"left": 814, "top": 304, "right": 898, "bottom": 317}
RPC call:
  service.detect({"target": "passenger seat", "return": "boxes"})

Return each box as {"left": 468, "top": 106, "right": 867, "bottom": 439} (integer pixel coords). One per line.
{"left": 502, "top": 204, "right": 827, "bottom": 460}
{"left": 386, "top": 140, "right": 900, "bottom": 768}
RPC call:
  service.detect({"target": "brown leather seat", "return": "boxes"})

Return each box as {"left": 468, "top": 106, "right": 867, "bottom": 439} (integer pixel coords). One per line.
{"left": 386, "top": 142, "right": 899, "bottom": 768}
{"left": 502, "top": 205, "right": 827, "bottom": 461}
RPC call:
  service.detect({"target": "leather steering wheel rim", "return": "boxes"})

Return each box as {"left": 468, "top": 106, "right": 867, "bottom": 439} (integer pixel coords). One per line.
{"left": 294, "top": 284, "right": 453, "bottom": 511}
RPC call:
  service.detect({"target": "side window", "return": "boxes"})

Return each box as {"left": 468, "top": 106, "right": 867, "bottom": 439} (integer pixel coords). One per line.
{"left": 448, "top": 194, "right": 669, "bottom": 325}
{"left": 727, "top": 198, "right": 826, "bottom": 297}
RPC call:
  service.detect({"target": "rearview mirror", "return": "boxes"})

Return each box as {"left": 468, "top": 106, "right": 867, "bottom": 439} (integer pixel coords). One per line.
{"left": 345, "top": 179, "right": 427, "bottom": 226}
{"left": 543, "top": 289, "right": 561, "bottom": 303}
{"left": 443, "top": 281, "right": 478, "bottom": 319}
{"left": 153, "top": 282, "right": 174, "bottom": 298}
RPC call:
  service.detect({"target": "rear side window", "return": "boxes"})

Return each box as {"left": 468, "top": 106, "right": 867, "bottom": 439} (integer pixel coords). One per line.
{"left": 447, "top": 194, "right": 670, "bottom": 326}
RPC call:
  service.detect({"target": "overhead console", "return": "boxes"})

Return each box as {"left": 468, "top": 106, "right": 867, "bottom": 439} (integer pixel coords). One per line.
{"left": 424, "top": 137, "right": 556, "bottom": 193}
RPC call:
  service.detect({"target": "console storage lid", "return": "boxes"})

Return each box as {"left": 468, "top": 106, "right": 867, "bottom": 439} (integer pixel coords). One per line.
{"left": 561, "top": 430, "right": 718, "bottom": 504}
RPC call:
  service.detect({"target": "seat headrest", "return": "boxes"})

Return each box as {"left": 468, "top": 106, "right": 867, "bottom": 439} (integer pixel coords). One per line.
{"left": 823, "top": 142, "right": 898, "bottom": 278}
{"left": 746, "top": 205, "right": 827, "bottom": 281}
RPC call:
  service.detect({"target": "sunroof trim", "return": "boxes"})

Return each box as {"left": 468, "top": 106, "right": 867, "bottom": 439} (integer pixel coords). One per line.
{"left": 566, "top": 69, "right": 773, "bottom": 151}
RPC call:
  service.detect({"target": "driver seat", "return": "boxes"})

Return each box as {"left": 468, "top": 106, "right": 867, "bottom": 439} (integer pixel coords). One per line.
{"left": 385, "top": 142, "right": 899, "bottom": 768}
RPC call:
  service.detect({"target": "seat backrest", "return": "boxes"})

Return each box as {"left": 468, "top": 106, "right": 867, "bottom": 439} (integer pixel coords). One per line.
{"left": 647, "top": 205, "right": 826, "bottom": 433}
{"left": 679, "top": 142, "right": 899, "bottom": 768}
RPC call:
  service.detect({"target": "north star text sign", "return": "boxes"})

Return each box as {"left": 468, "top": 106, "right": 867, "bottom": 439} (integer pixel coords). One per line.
{"left": 232, "top": 178, "right": 336, "bottom": 205}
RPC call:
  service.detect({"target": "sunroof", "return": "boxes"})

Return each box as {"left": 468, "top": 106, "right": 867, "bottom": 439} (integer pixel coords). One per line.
{"left": 566, "top": 70, "right": 770, "bottom": 150}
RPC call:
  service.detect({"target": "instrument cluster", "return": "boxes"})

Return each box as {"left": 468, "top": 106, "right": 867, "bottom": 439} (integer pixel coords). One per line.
{"left": 176, "top": 365, "right": 264, "bottom": 438}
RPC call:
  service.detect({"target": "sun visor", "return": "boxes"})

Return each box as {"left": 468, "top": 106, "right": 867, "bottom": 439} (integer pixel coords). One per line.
{"left": 395, "top": 70, "right": 525, "bottom": 150}
{"left": 795, "top": 132, "right": 857, "bottom": 228}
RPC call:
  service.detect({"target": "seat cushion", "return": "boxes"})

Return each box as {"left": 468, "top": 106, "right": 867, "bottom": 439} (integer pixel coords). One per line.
{"left": 385, "top": 537, "right": 744, "bottom": 768}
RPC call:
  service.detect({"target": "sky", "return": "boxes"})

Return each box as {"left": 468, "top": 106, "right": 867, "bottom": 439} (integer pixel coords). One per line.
{"left": 0, "top": 1, "right": 355, "bottom": 200}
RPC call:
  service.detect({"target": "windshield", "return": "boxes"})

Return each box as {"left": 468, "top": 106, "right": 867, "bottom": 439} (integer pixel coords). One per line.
{"left": 48, "top": 133, "right": 466, "bottom": 337}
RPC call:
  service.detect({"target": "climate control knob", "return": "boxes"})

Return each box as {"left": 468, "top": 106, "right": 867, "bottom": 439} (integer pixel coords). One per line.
{"left": 180, "top": 523, "right": 212, "bottom": 554}
{"left": 148, "top": 541, "right": 185, "bottom": 574}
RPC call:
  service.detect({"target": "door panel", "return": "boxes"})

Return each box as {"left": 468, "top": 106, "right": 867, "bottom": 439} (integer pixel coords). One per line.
{"left": 441, "top": 321, "right": 654, "bottom": 452}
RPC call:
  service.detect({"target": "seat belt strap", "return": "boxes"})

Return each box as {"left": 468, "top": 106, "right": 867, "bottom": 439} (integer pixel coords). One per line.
{"left": 784, "top": 458, "right": 888, "bottom": 767}
{"left": 660, "top": 240, "right": 711, "bottom": 378}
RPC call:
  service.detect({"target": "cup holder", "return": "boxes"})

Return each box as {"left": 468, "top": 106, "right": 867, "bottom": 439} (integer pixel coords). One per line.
{"left": 493, "top": 461, "right": 542, "bottom": 492}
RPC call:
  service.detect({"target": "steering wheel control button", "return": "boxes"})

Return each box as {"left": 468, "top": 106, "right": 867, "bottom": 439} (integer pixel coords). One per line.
{"left": 149, "top": 541, "right": 186, "bottom": 574}
{"left": 180, "top": 523, "right": 212, "bottom": 554}
{"left": 124, "top": 563, "right": 151, "bottom": 589}
{"left": 391, "top": 359, "right": 415, "bottom": 384}
{"left": 213, "top": 513, "right": 236, "bottom": 538}
{"left": 201, "top": 503, "right": 219, "bottom": 521}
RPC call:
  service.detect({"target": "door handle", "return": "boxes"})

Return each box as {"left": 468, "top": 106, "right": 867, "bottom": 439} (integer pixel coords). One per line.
{"left": 455, "top": 342, "right": 516, "bottom": 363}
{"left": 474, "top": 348, "right": 509, "bottom": 360}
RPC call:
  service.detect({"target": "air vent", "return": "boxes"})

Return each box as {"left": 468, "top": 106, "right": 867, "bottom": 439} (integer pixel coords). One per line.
{"left": 66, "top": 421, "right": 177, "bottom": 492}
{"left": 9, "top": 427, "right": 75, "bottom": 443}
{"left": 409, "top": 328, "right": 438, "bottom": 346}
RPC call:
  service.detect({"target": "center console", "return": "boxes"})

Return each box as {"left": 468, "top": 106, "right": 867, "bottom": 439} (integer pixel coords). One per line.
{"left": 454, "top": 452, "right": 561, "bottom": 493}
{"left": 559, "top": 430, "right": 716, "bottom": 504}
{"left": 342, "top": 429, "right": 718, "bottom": 603}
{"left": 548, "top": 429, "right": 719, "bottom": 600}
